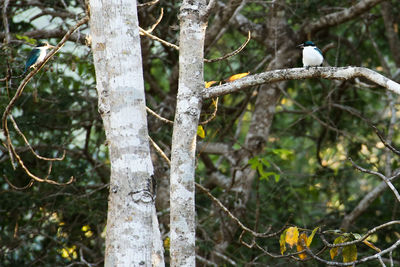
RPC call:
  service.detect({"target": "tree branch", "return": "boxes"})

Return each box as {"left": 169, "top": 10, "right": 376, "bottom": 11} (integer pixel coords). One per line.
{"left": 349, "top": 158, "right": 400, "bottom": 203}
{"left": 202, "top": 67, "right": 400, "bottom": 99}
{"left": 1, "top": 16, "right": 89, "bottom": 185}
{"left": 303, "top": 0, "right": 386, "bottom": 34}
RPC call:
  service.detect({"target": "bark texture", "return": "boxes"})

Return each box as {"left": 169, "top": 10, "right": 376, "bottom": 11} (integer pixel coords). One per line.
{"left": 169, "top": 0, "right": 207, "bottom": 266}
{"left": 89, "top": 0, "right": 163, "bottom": 266}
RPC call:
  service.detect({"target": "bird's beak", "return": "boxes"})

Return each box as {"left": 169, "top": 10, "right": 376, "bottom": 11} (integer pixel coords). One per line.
{"left": 297, "top": 44, "right": 304, "bottom": 48}
{"left": 48, "top": 44, "right": 56, "bottom": 49}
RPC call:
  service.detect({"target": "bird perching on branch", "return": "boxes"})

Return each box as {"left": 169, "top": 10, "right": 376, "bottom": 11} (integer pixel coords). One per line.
{"left": 297, "top": 41, "right": 324, "bottom": 68}
{"left": 24, "top": 42, "right": 55, "bottom": 74}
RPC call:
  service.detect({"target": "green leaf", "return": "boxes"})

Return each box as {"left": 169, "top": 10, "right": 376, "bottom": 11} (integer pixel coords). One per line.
{"left": 280, "top": 229, "right": 288, "bottom": 255}
{"left": 271, "top": 148, "right": 294, "bottom": 160}
{"left": 15, "top": 34, "right": 36, "bottom": 44}
{"left": 260, "top": 171, "right": 280, "bottom": 182}
{"left": 342, "top": 244, "right": 357, "bottom": 263}
{"left": 260, "top": 158, "right": 270, "bottom": 167}
{"left": 248, "top": 157, "right": 260, "bottom": 170}
{"left": 351, "top": 233, "right": 362, "bottom": 240}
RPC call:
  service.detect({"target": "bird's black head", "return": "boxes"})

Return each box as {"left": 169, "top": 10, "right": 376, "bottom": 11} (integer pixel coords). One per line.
{"left": 297, "top": 41, "right": 316, "bottom": 48}
{"left": 36, "top": 42, "right": 54, "bottom": 48}
{"left": 303, "top": 41, "right": 316, "bottom": 46}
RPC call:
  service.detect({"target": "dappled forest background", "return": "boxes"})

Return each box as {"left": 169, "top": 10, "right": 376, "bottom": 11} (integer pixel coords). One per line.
{"left": 1, "top": 0, "right": 400, "bottom": 266}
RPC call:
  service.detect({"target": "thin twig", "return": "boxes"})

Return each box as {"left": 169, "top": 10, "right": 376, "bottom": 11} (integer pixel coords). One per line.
{"left": 3, "top": 175, "right": 34, "bottom": 190}
{"left": 349, "top": 158, "right": 400, "bottom": 203}
{"left": 148, "top": 135, "right": 171, "bottom": 165}
{"left": 321, "top": 220, "right": 400, "bottom": 248}
{"left": 1, "top": 15, "right": 89, "bottom": 185}
{"left": 9, "top": 116, "right": 66, "bottom": 161}
{"left": 199, "top": 97, "right": 218, "bottom": 125}
{"left": 139, "top": 27, "right": 179, "bottom": 50}
{"left": 137, "top": 0, "right": 159, "bottom": 7}
{"left": 195, "top": 182, "right": 286, "bottom": 238}
{"left": 372, "top": 125, "right": 400, "bottom": 156}
{"left": 146, "top": 106, "right": 173, "bottom": 124}
{"left": 147, "top": 8, "right": 163, "bottom": 33}
{"left": 205, "top": 31, "right": 251, "bottom": 63}
{"left": 201, "top": 0, "right": 218, "bottom": 22}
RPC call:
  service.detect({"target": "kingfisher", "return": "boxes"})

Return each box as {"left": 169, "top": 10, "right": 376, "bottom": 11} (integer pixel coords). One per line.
{"left": 24, "top": 42, "right": 55, "bottom": 73}
{"left": 297, "top": 41, "right": 324, "bottom": 68}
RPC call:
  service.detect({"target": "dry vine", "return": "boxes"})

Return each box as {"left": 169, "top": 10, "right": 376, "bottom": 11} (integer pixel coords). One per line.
{"left": 1, "top": 16, "right": 89, "bottom": 188}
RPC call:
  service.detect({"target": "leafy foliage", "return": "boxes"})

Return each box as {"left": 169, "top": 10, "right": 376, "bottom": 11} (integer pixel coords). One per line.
{"left": 1, "top": 0, "right": 400, "bottom": 266}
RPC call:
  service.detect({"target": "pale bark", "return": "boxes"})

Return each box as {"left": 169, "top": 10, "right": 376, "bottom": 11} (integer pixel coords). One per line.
{"left": 169, "top": 0, "right": 207, "bottom": 266}
{"left": 89, "top": 0, "right": 163, "bottom": 266}
{"left": 203, "top": 67, "right": 400, "bottom": 99}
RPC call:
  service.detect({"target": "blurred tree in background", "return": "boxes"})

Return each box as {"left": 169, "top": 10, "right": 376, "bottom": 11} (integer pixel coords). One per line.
{"left": 1, "top": 0, "right": 400, "bottom": 266}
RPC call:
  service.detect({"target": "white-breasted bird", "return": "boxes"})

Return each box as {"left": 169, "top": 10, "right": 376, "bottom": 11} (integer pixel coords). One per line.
{"left": 24, "top": 42, "right": 55, "bottom": 73}
{"left": 297, "top": 41, "right": 323, "bottom": 68}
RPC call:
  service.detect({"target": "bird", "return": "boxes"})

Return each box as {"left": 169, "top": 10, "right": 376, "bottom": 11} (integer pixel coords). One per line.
{"left": 24, "top": 42, "right": 55, "bottom": 73}
{"left": 297, "top": 41, "right": 324, "bottom": 68}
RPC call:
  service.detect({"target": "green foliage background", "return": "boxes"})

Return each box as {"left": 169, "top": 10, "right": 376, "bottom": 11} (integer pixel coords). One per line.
{"left": 1, "top": 0, "right": 400, "bottom": 266}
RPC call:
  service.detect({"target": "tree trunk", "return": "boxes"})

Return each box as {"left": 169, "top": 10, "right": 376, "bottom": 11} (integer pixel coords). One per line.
{"left": 170, "top": 0, "right": 207, "bottom": 266}
{"left": 89, "top": 0, "right": 163, "bottom": 266}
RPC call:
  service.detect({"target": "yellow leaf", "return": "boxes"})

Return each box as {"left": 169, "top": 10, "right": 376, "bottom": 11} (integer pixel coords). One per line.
{"left": 205, "top": 81, "right": 217, "bottom": 88}
{"left": 330, "top": 247, "right": 338, "bottom": 260}
{"left": 279, "top": 229, "right": 288, "bottom": 255}
{"left": 164, "top": 237, "right": 170, "bottom": 250}
{"left": 342, "top": 244, "right": 357, "bottom": 263}
{"left": 285, "top": 226, "right": 299, "bottom": 248}
{"left": 197, "top": 125, "right": 205, "bottom": 139}
{"left": 330, "top": 236, "right": 345, "bottom": 260}
{"left": 363, "top": 240, "right": 381, "bottom": 252}
{"left": 297, "top": 232, "right": 308, "bottom": 259}
{"left": 225, "top": 72, "right": 250, "bottom": 82}
{"left": 306, "top": 226, "right": 319, "bottom": 247}
{"left": 211, "top": 97, "right": 219, "bottom": 108}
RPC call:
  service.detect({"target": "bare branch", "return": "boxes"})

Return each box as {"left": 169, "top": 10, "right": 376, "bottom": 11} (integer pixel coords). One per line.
{"left": 305, "top": 238, "right": 400, "bottom": 266}
{"left": 139, "top": 27, "right": 179, "bottom": 50}
{"left": 204, "top": 0, "right": 246, "bottom": 50}
{"left": 1, "top": 16, "right": 89, "bottom": 185}
{"left": 9, "top": 116, "right": 66, "bottom": 161}
{"left": 195, "top": 182, "right": 286, "bottom": 238}
{"left": 146, "top": 106, "right": 173, "bottom": 125}
{"left": 148, "top": 135, "right": 170, "bottom": 165}
{"left": 349, "top": 158, "right": 400, "bottom": 203}
{"left": 372, "top": 125, "right": 400, "bottom": 156}
{"left": 30, "top": 10, "right": 76, "bottom": 21}
{"left": 0, "top": 28, "right": 89, "bottom": 45}
{"left": 303, "top": 0, "right": 386, "bottom": 34}
{"left": 203, "top": 67, "right": 400, "bottom": 99}
{"left": 2, "top": 0, "right": 10, "bottom": 44}
{"left": 201, "top": 0, "right": 217, "bottom": 22}
{"left": 199, "top": 97, "right": 218, "bottom": 125}
{"left": 3, "top": 175, "right": 34, "bottom": 190}
{"left": 137, "top": 0, "right": 159, "bottom": 7}
{"left": 322, "top": 220, "right": 400, "bottom": 248}
{"left": 381, "top": 1, "right": 400, "bottom": 67}
{"left": 146, "top": 8, "right": 163, "bottom": 33}
{"left": 204, "top": 31, "right": 251, "bottom": 63}
{"left": 196, "top": 255, "right": 218, "bottom": 267}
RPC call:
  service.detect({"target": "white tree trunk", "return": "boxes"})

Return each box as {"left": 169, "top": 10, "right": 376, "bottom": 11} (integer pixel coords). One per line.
{"left": 89, "top": 0, "right": 164, "bottom": 266}
{"left": 170, "top": 0, "right": 207, "bottom": 266}
{"left": 170, "top": 0, "right": 206, "bottom": 267}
